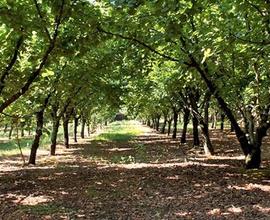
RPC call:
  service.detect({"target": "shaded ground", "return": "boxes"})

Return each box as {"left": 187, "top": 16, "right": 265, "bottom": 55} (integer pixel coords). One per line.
{"left": 0, "top": 121, "right": 270, "bottom": 219}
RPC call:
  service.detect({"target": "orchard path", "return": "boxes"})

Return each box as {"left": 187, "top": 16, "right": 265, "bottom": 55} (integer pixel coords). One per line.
{"left": 0, "top": 121, "right": 270, "bottom": 219}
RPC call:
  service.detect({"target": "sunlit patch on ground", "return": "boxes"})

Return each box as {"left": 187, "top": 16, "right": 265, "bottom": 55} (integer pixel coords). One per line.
{"left": 229, "top": 183, "right": 270, "bottom": 192}
{"left": 0, "top": 121, "right": 270, "bottom": 219}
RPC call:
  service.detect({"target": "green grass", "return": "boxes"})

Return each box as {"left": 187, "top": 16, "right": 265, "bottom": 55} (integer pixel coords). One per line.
{"left": 0, "top": 127, "right": 68, "bottom": 157}
{"left": 95, "top": 121, "right": 142, "bottom": 142}
{"left": 0, "top": 138, "right": 33, "bottom": 157}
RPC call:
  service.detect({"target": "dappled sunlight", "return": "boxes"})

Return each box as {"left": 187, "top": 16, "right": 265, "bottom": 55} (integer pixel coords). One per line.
{"left": 227, "top": 206, "right": 243, "bottom": 213}
{"left": 106, "top": 147, "right": 133, "bottom": 152}
{"left": 3, "top": 193, "right": 53, "bottom": 206}
{"left": 19, "top": 195, "right": 54, "bottom": 206}
{"left": 1, "top": 121, "right": 270, "bottom": 219}
{"left": 253, "top": 204, "right": 270, "bottom": 213}
{"left": 229, "top": 183, "right": 270, "bottom": 192}
{"left": 98, "top": 161, "right": 231, "bottom": 170}
{"left": 174, "top": 211, "right": 191, "bottom": 217}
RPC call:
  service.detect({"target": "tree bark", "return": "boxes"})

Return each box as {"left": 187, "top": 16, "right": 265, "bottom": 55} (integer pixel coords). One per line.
{"left": 28, "top": 110, "right": 45, "bottom": 165}
{"left": 8, "top": 125, "right": 13, "bottom": 139}
{"left": 181, "top": 108, "right": 190, "bottom": 143}
{"left": 28, "top": 95, "right": 50, "bottom": 164}
{"left": 63, "top": 117, "right": 69, "bottom": 148}
{"left": 81, "top": 117, "right": 86, "bottom": 139}
{"left": 147, "top": 119, "right": 151, "bottom": 127}
{"left": 192, "top": 115, "right": 200, "bottom": 147}
{"left": 87, "top": 120, "right": 91, "bottom": 136}
{"left": 0, "top": 35, "right": 24, "bottom": 95}
{"left": 211, "top": 111, "right": 217, "bottom": 129}
{"left": 74, "top": 116, "right": 79, "bottom": 143}
{"left": 20, "top": 122, "right": 25, "bottom": 137}
{"left": 220, "top": 113, "right": 225, "bottom": 131}
{"left": 189, "top": 57, "right": 258, "bottom": 167}
{"left": 167, "top": 118, "right": 172, "bottom": 136}
{"left": 172, "top": 108, "right": 178, "bottom": 139}
{"left": 3, "top": 124, "right": 8, "bottom": 134}
{"left": 161, "top": 116, "right": 167, "bottom": 134}
{"left": 156, "top": 115, "right": 161, "bottom": 131}
{"left": 50, "top": 118, "right": 60, "bottom": 156}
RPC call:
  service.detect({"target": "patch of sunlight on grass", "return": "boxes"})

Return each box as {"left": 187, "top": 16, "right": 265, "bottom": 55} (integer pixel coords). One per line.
{"left": 0, "top": 134, "right": 54, "bottom": 157}
{"left": 95, "top": 121, "right": 142, "bottom": 142}
{"left": 0, "top": 138, "right": 32, "bottom": 157}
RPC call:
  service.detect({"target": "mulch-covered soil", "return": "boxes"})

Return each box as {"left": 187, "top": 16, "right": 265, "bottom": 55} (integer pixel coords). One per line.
{"left": 0, "top": 125, "right": 270, "bottom": 220}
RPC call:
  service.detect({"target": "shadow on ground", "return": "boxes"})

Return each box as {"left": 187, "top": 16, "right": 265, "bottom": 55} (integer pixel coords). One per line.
{"left": 0, "top": 125, "right": 270, "bottom": 219}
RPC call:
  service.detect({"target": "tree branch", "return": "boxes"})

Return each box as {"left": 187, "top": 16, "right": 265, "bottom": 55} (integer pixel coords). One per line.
{"left": 245, "top": 0, "right": 265, "bottom": 17}
{"left": 33, "top": 0, "right": 52, "bottom": 42}
{"left": 232, "top": 34, "right": 270, "bottom": 46}
{"left": 0, "top": 35, "right": 24, "bottom": 95}
{"left": 0, "top": 0, "right": 66, "bottom": 114}
{"left": 97, "top": 26, "right": 181, "bottom": 63}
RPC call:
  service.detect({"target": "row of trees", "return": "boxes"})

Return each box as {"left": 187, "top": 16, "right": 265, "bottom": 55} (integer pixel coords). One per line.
{"left": 100, "top": 0, "right": 270, "bottom": 169}
{"left": 0, "top": 0, "right": 125, "bottom": 164}
{"left": 1, "top": 0, "right": 270, "bottom": 169}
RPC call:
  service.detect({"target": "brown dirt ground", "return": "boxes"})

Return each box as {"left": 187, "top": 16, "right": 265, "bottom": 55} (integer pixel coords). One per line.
{"left": 0, "top": 124, "right": 270, "bottom": 220}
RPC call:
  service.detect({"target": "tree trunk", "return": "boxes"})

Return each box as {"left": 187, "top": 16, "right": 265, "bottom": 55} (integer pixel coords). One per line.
{"left": 21, "top": 128, "right": 24, "bottom": 137}
{"left": 181, "top": 108, "right": 190, "bottom": 143}
{"left": 211, "top": 112, "right": 218, "bottom": 129}
{"left": 74, "top": 116, "right": 79, "bottom": 143}
{"left": 200, "top": 122, "right": 214, "bottom": 155}
{"left": 161, "top": 118, "right": 167, "bottom": 134}
{"left": 190, "top": 57, "right": 257, "bottom": 167}
{"left": 87, "top": 120, "right": 91, "bottom": 136}
{"left": 151, "top": 118, "right": 155, "bottom": 129}
{"left": 230, "top": 122, "right": 235, "bottom": 132}
{"left": 192, "top": 116, "right": 200, "bottom": 147}
{"left": 63, "top": 117, "right": 69, "bottom": 148}
{"left": 20, "top": 122, "right": 25, "bottom": 137}
{"left": 220, "top": 113, "right": 225, "bottom": 131}
{"left": 245, "top": 125, "right": 268, "bottom": 169}
{"left": 8, "top": 125, "right": 13, "bottom": 139}
{"left": 28, "top": 94, "right": 51, "bottom": 165}
{"left": 167, "top": 118, "right": 172, "bottom": 136}
{"left": 201, "top": 92, "right": 214, "bottom": 155}
{"left": 147, "top": 119, "right": 151, "bottom": 127}
{"left": 3, "top": 124, "right": 8, "bottom": 134}
{"left": 28, "top": 110, "right": 45, "bottom": 165}
{"left": 156, "top": 115, "right": 161, "bottom": 131}
{"left": 50, "top": 118, "right": 60, "bottom": 156}
{"left": 81, "top": 118, "right": 86, "bottom": 139}
{"left": 172, "top": 109, "right": 178, "bottom": 139}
